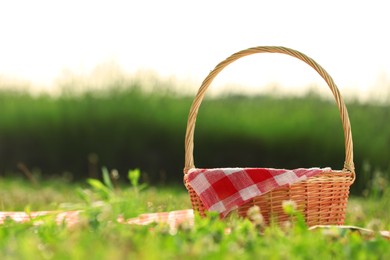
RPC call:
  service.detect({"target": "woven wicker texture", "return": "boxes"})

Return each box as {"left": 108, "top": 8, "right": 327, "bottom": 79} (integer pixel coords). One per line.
{"left": 183, "top": 46, "right": 355, "bottom": 226}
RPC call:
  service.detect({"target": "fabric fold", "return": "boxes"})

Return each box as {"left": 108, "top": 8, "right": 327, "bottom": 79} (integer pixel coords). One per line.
{"left": 187, "top": 167, "right": 329, "bottom": 217}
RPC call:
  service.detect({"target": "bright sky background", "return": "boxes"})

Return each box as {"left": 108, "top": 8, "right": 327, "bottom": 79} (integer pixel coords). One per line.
{"left": 0, "top": 0, "right": 389, "bottom": 99}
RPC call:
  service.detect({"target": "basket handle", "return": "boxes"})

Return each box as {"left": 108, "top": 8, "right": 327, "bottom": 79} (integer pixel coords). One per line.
{"left": 184, "top": 46, "right": 354, "bottom": 175}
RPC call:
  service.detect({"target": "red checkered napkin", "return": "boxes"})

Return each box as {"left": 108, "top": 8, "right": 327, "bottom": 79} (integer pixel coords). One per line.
{"left": 187, "top": 167, "right": 329, "bottom": 217}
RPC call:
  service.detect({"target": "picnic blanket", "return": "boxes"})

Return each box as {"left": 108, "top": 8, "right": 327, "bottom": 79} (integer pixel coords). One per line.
{"left": 1, "top": 209, "right": 389, "bottom": 240}
{"left": 0, "top": 210, "right": 81, "bottom": 226}
{"left": 187, "top": 167, "right": 328, "bottom": 217}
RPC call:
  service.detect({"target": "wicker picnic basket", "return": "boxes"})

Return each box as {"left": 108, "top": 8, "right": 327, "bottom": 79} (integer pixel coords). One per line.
{"left": 183, "top": 46, "right": 355, "bottom": 227}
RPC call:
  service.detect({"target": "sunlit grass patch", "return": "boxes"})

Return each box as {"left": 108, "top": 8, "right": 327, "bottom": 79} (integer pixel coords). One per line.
{"left": 1, "top": 168, "right": 390, "bottom": 258}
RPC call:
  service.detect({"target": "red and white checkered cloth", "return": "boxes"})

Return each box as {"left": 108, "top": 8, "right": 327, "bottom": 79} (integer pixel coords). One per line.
{"left": 0, "top": 210, "right": 81, "bottom": 226}
{"left": 0, "top": 209, "right": 193, "bottom": 228}
{"left": 187, "top": 167, "right": 329, "bottom": 217}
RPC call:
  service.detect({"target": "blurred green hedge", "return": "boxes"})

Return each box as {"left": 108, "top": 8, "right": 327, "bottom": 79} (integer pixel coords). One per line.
{"left": 0, "top": 86, "right": 389, "bottom": 194}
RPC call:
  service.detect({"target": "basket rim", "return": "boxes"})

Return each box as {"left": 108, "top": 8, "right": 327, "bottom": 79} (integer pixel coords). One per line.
{"left": 186, "top": 167, "right": 353, "bottom": 175}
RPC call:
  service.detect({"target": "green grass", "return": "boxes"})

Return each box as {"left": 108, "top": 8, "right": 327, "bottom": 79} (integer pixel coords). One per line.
{"left": 0, "top": 171, "right": 389, "bottom": 259}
